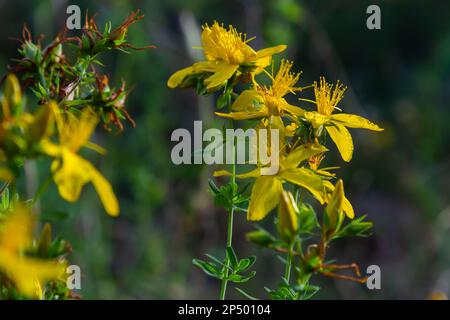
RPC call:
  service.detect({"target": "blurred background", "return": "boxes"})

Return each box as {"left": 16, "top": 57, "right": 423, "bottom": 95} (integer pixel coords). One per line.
{"left": 0, "top": 0, "right": 449, "bottom": 299}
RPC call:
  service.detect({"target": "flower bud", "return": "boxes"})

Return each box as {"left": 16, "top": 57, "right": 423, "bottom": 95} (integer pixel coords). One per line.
{"left": 324, "top": 179, "right": 345, "bottom": 235}
{"left": 278, "top": 190, "right": 299, "bottom": 242}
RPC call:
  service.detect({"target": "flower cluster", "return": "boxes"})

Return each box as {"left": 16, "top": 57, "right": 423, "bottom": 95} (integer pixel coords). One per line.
{"left": 169, "top": 21, "right": 382, "bottom": 299}
{"left": 0, "top": 11, "right": 150, "bottom": 299}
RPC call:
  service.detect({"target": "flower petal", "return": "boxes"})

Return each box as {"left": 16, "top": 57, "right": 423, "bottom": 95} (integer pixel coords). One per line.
{"left": 280, "top": 100, "right": 306, "bottom": 117}
{"left": 253, "top": 55, "right": 272, "bottom": 71}
{"left": 52, "top": 151, "right": 90, "bottom": 203}
{"left": 255, "top": 45, "right": 287, "bottom": 59}
{"left": 343, "top": 196, "right": 355, "bottom": 219}
{"left": 87, "top": 164, "right": 120, "bottom": 217}
{"left": 215, "top": 110, "right": 268, "bottom": 120}
{"left": 331, "top": 113, "right": 383, "bottom": 131}
{"left": 192, "top": 61, "right": 219, "bottom": 73}
{"left": 279, "top": 168, "right": 326, "bottom": 204}
{"left": 232, "top": 90, "right": 263, "bottom": 111}
{"left": 247, "top": 176, "right": 283, "bottom": 221}
{"left": 213, "top": 168, "right": 261, "bottom": 179}
{"left": 204, "top": 63, "right": 239, "bottom": 89}
{"left": 283, "top": 143, "right": 328, "bottom": 169}
{"left": 326, "top": 123, "right": 354, "bottom": 162}
{"left": 0, "top": 249, "right": 65, "bottom": 299}
{"left": 167, "top": 66, "right": 194, "bottom": 88}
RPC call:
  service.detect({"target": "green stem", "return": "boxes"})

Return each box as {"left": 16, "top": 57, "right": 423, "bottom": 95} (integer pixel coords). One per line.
{"left": 219, "top": 94, "right": 236, "bottom": 300}
{"left": 219, "top": 206, "right": 234, "bottom": 300}
{"left": 284, "top": 243, "right": 294, "bottom": 283}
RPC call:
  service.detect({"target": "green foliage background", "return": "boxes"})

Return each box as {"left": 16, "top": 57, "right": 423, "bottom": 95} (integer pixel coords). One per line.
{"left": 0, "top": 0, "right": 449, "bottom": 299}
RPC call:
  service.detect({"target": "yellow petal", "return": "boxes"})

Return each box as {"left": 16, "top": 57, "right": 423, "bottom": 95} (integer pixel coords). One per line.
{"left": 167, "top": 66, "right": 195, "bottom": 88}
{"left": 215, "top": 110, "right": 268, "bottom": 120}
{"left": 52, "top": 150, "right": 119, "bottom": 216}
{"left": 204, "top": 63, "right": 239, "bottom": 89}
{"left": 48, "top": 101, "right": 64, "bottom": 134}
{"left": 40, "top": 140, "right": 62, "bottom": 157}
{"left": 253, "top": 55, "right": 272, "bottom": 72}
{"left": 255, "top": 45, "right": 287, "bottom": 59}
{"left": 343, "top": 196, "right": 355, "bottom": 219}
{"left": 0, "top": 206, "right": 33, "bottom": 252}
{"left": 283, "top": 143, "right": 328, "bottom": 169}
{"left": 248, "top": 176, "right": 282, "bottom": 221}
{"left": 61, "top": 108, "right": 98, "bottom": 152}
{"left": 2, "top": 74, "right": 22, "bottom": 117}
{"left": 52, "top": 151, "right": 90, "bottom": 202}
{"left": 326, "top": 123, "right": 354, "bottom": 162}
{"left": 279, "top": 168, "right": 326, "bottom": 204}
{"left": 267, "top": 115, "right": 285, "bottom": 147}
{"left": 0, "top": 249, "right": 65, "bottom": 299}
{"left": 87, "top": 163, "right": 120, "bottom": 217}
{"left": 304, "top": 111, "right": 330, "bottom": 128}
{"left": 280, "top": 100, "right": 306, "bottom": 117}
{"left": 331, "top": 113, "right": 383, "bottom": 131}
{"left": 232, "top": 90, "right": 263, "bottom": 112}
{"left": 213, "top": 168, "right": 261, "bottom": 179}
{"left": 192, "top": 61, "right": 219, "bottom": 73}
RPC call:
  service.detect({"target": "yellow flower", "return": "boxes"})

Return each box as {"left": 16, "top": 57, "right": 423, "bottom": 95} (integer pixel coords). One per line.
{"left": 301, "top": 77, "right": 383, "bottom": 162}
{"left": 167, "top": 21, "right": 286, "bottom": 90}
{"left": 1, "top": 74, "right": 22, "bottom": 119}
{"left": 216, "top": 60, "right": 306, "bottom": 121}
{"left": 0, "top": 207, "right": 65, "bottom": 299}
{"left": 41, "top": 105, "right": 119, "bottom": 216}
{"left": 214, "top": 143, "right": 327, "bottom": 221}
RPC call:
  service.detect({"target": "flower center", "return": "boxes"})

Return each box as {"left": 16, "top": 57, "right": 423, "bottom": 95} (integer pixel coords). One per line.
{"left": 314, "top": 77, "right": 346, "bottom": 116}
{"left": 271, "top": 60, "right": 301, "bottom": 98}
{"left": 202, "top": 22, "right": 255, "bottom": 65}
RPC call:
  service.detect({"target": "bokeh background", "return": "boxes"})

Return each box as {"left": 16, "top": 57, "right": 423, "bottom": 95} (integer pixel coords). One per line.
{"left": 0, "top": 0, "right": 449, "bottom": 299}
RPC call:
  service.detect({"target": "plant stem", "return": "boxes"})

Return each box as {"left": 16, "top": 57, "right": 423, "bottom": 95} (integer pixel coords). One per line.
{"left": 284, "top": 243, "right": 294, "bottom": 283}
{"left": 219, "top": 205, "right": 234, "bottom": 300}
{"left": 219, "top": 97, "right": 236, "bottom": 300}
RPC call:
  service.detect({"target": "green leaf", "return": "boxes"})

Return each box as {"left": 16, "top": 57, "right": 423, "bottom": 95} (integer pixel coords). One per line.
{"left": 235, "top": 288, "right": 259, "bottom": 300}
{"left": 207, "top": 179, "right": 220, "bottom": 195}
{"left": 237, "top": 256, "right": 256, "bottom": 272}
{"left": 227, "top": 271, "right": 256, "bottom": 283}
{"left": 226, "top": 246, "right": 238, "bottom": 269}
{"left": 216, "top": 92, "right": 230, "bottom": 109}
{"left": 246, "top": 228, "right": 276, "bottom": 247}
{"left": 192, "top": 259, "right": 222, "bottom": 279}
{"left": 333, "top": 215, "right": 373, "bottom": 239}
{"left": 204, "top": 254, "right": 227, "bottom": 268}
{"left": 298, "top": 203, "right": 319, "bottom": 235}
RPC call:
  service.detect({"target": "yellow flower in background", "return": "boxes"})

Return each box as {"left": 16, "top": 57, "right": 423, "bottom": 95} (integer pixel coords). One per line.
{"left": 167, "top": 21, "right": 286, "bottom": 90}
{"left": 41, "top": 105, "right": 119, "bottom": 216}
{"left": 1, "top": 74, "right": 22, "bottom": 119}
{"left": 0, "top": 207, "right": 65, "bottom": 299}
{"left": 214, "top": 143, "right": 327, "bottom": 221}
{"left": 301, "top": 77, "right": 383, "bottom": 162}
